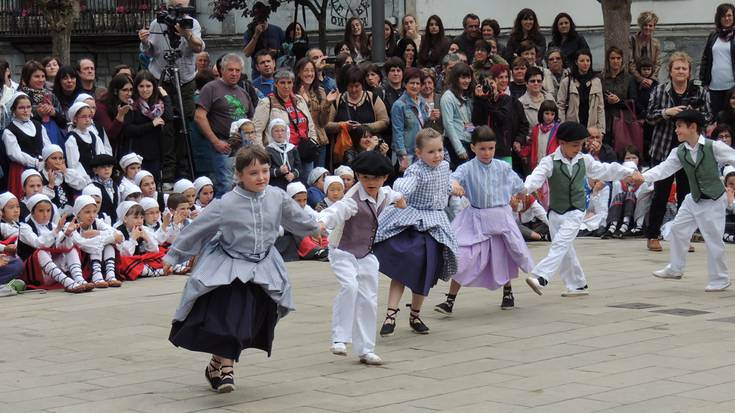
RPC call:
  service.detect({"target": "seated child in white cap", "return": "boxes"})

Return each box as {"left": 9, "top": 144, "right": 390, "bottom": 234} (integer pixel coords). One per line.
{"left": 114, "top": 201, "right": 166, "bottom": 279}
{"left": 119, "top": 182, "right": 143, "bottom": 203}
{"left": 0, "top": 193, "right": 33, "bottom": 289}
{"left": 66, "top": 195, "right": 124, "bottom": 287}
{"left": 288, "top": 181, "right": 328, "bottom": 262}
{"left": 136, "top": 170, "right": 166, "bottom": 211}
{"left": 13, "top": 194, "right": 92, "bottom": 292}
{"left": 65, "top": 101, "right": 110, "bottom": 178}
{"left": 119, "top": 152, "right": 143, "bottom": 190}
{"left": 334, "top": 165, "right": 355, "bottom": 191}
{"left": 40, "top": 145, "right": 89, "bottom": 215}
{"left": 19, "top": 169, "right": 44, "bottom": 222}
{"left": 82, "top": 184, "right": 111, "bottom": 225}
{"left": 140, "top": 197, "right": 172, "bottom": 246}
{"left": 315, "top": 176, "right": 345, "bottom": 212}
{"left": 173, "top": 178, "right": 201, "bottom": 219}
{"left": 193, "top": 177, "right": 215, "bottom": 208}
{"left": 164, "top": 193, "right": 194, "bottom": 273}
{"left": 307, "top": 167, "right": 328, "bottom": 208}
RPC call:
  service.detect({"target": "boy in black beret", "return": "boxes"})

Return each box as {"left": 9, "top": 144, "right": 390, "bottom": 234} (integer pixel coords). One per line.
{"left": 634, "top": 109, "right": 735, "bottom": 291}
{"left": 522, "top": 122, "right": 640, "bottom": 296}
{"left": 317, "top": 150, "right": 405, "bottom": 366}
{"left": 90, "top": 154, "right": 120, "bottom": 223}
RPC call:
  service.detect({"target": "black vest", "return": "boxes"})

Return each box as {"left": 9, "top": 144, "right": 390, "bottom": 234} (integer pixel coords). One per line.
{"left": 115, "top": 223, "right": 146, "bottom": 255}
{"left": 17, "top": 219, "right": 53, "bottom": 261}
{"left": 41, "top": 172, "right": 75, "bottom": 211}
{"left": 68, "top": 131, "right": 98, "bottom": 176}
{"left": 92, "top": 181, "right": 118, "bottom": 223}
{"left": 6, "top": 121, "right": 43, "bottom": 157}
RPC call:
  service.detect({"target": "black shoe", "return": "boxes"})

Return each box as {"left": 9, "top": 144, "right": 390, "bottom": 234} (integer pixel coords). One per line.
{"left": 501, "top": 291, "right": 515, "bottom": 310}
{"left": 612, "top": 230, "right": 624, "bottom": 239}
{"left": 407, "top": 304, "right": 430, "bottom": 334}
{"left": 600, "top": 229, "right": 614, "bottom": 239}
{"left": 204, "top": 358, "right": 221, "bottom": 391}
{"left": 217, "top": 366, "right": 235, "bottom": 393}
{"left": 434, "top": 301, "right": 454, "bottom": 315}
{"left": 540, "top": 232, "right": 551, "bottom": 241}
{"left": 380, "top": 308, "right": 399, "bottom": 337}
{"left": 577, "top": 229, "right": 590, "bottom": 237}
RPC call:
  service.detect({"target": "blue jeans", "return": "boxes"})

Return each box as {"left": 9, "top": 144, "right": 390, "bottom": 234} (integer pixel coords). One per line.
{"left": 211, "top": 152, "right": 235, "bottom": 197}
{"left": 300, "top": 161, "right": 314, "bottom": 186}
{"left": 315, "top": 145, "right": 328, "bottom": 168}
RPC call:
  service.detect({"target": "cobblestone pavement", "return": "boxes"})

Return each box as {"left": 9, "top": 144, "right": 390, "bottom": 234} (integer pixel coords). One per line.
{"left": 3, "top": 238, "right": 735, "bottom": 412}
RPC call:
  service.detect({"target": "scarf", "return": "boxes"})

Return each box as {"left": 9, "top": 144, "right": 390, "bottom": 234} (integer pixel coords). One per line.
{"left": 19, "top": 85, "right": 49, "bottom": 107}
{"left": 718, "top": 26, "right": 735, "bottom": 41}
{"left": 539, "top": 122, "right": 554, "bottom": 134}
{"left": 135, "top": 97, "right": 165, "bottom": 120}
{"left": 267, "top": 141, "right": 294, "bottom": 168}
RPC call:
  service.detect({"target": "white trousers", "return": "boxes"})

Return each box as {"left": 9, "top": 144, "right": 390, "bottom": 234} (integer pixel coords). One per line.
{"left": 39, "top": 250, "right": 82, "bottom": 285}
{"left": 329, "top": 248, "right": 379, "bottom": 357}
{"left": 665, "top": 194, "right": 729, "bottom": 288}
{"left": 531, "top": 210, "right": 587, "bottom": 290}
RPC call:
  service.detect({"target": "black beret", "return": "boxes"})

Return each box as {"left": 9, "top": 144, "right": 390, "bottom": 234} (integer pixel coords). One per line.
{"left": 90, "top": 154, "right": 117, "bottom": 168}
{"left": 351, "top": 151, "right": 393, "bottom": 176}
{"left": 556, "top": 121, "right": 589, "bottom": 142}
{"left": 672, "top": 109, "right": 705, "bottom": 125}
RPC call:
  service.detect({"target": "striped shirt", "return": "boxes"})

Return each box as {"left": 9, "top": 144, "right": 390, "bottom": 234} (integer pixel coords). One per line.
{"left": 451, "top": 157, "right": 525, "bottom": 208}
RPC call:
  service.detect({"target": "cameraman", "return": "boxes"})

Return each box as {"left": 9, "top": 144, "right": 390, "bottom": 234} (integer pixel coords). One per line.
{"left": 138, "top": 0, "right": 204, "bottom": 183}
{"left": 472, "top": 70, "right": 528, "bottom": 165}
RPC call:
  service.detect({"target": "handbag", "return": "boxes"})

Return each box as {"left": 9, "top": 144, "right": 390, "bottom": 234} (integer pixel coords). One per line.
{"left": 613, "top": 100, "right": 644, "bottom": 156}
{"left": 332, "top": 122, "right": 353, "bottom": 164}
{"left": 297, "top": 137, "right": 320, "bottom": 162}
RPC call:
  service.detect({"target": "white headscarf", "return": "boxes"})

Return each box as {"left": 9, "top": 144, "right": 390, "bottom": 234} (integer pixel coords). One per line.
{"left": 73, "top": 195, "right": 97, "bottom": 216}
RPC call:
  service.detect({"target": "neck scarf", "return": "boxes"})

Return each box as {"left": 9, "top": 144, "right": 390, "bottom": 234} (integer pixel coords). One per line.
{"left": 540, "top": 122, "right": 554, "bottom": 134}
{"left": 718, "top": 26, "right": 735, "bottom": 41}
{"left": 135, "top": 97, "right": 165, "bottom": 120}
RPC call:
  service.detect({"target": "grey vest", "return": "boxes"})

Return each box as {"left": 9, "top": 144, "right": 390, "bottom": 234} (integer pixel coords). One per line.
{"left": 337, "top": 191, "right": 386, "bottom": 258}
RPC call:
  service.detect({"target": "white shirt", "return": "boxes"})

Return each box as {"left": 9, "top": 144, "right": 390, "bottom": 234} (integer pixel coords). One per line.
{"left": 517, "top": 199, "right": 549, "bottom": 225}
{"left": 524, "top": 148, "right": 636, "bottom": 195}
{"left": 643, "top": 135, "right": 735, "bottom": 183}
{"left": 65, "top": 127, "right": 111, "bottom": 179}
{"left": 2, "top": 119, "right": 51, "bottom": 168}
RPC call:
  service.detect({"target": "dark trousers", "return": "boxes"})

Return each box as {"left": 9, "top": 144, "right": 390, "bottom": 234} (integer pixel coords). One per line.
{"left": 709, "top": 89, "right": 729, "bottom": 122}
{"left": 646, "top": 167, "right": 690, "bottom": 239}
{"left": 161, "top": 79, "right": 195, "bottom": 182}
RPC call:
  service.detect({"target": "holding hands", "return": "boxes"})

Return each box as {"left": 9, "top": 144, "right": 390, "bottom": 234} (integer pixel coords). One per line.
{"left": 451, "top": 181, "right": 465, "bottom": 197}
{"left": 628, "top": 170, "right": 645, "bottom": 186}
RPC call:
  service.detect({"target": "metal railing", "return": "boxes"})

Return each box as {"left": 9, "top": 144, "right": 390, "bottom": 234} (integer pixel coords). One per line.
{"left": 0, "top": 0, "right": 169, "bottom": 38}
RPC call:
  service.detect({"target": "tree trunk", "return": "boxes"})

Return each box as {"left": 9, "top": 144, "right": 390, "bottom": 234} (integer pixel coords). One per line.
{"left": 318, "top": 12, "right": 327, "bottom": 51}
{"left": 601, "top": 0, "right": 633, "bottom": 69}
{"left": 52, "top": 27, "right": 73, "bottom": 64}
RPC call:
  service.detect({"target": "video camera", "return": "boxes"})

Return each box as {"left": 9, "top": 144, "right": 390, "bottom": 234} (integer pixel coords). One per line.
{"left": 157, "top": 5, "right": 195, "bottom": 30}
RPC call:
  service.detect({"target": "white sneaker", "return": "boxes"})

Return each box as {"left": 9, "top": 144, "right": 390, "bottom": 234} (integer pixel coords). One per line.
{"left": 652, "top": 268, "right": 683, "bottom": 280}
{"left": 561, "top": 287, "right": 589, "bottom": 297}
{"left": 705, "top": 282, "right": 731, "bottom": 292}
{"left": 526, "top": 277, "right": 544, "bottom": 295}
{"left": 330, "top": 342, "right": 347, "bottom": 356}
{"left": 359, "top": 352, "right": 383, "bottom": 365}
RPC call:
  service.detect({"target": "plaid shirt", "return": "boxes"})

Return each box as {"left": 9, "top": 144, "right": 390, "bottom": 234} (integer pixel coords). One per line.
{"left": 646, "top": 81, "right": 711, "bottom": 163}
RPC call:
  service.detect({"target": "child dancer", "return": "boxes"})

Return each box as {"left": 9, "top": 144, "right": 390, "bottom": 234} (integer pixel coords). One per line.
{"left": 65, "top": 102, "right": 110, "bottom": 177}
{"left": 634, "top": 110, "right": 735, "bottom": 291}
{"left": 90, "top": 154, "right": 120, "bottom": 223}
{"left": 319, "top": 151, "right": 404, "bottom": 364}
{"left": 166, "top": 145, "right": 319, "bottom": 393}
{"left": 40, "top": 145, "right": 88, "bottom": 215}
{"left": 114, "top": 201, "right": 166, "bottom": 280}
{"left": 374, "top": 128, "right": 460, "bottom": 335}
{"left": 194, "top": 177, "right": 215, "bottom": 208}
{"left": 435, "top": 126, "right": 534, "bottom": 314}
{"left": 266, "top": 118, "right": 302, "bottom": 190}
{"left": 524, "top": 122, "right": 638, "bottom": 296}
{"left": 2, "top": 92, "right": 51, "bottom": 198}
{"left": 315, "top": 176, "right": 345, "bottom": 212}
{"left": 16, "top": 194, "right": 90, "bottom": 292}
{"left": 69, "top": 195, "right": 123, "bottom": 287}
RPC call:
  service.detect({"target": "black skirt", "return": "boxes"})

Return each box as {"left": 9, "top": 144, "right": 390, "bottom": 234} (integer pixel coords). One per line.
{"left": 169, "top": 279, "right": 279, "bottom": 361}
{"left": 373, "top": 228, "right": 444, "bottom": 296}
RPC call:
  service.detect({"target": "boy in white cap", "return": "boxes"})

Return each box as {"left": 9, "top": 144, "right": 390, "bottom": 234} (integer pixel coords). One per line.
{"left": 65, "top": 101, "right": 110, "bottom": 178}
{"left": 66, "top": 195, "right": 123, "bottom": 287}
{"left": 15, "top": 194, "right": 92, "bottom": 292}
{"left": 173, "top": 178, "right": 201, "bottom": 219}
{"left": 314, "top": 176, "right": 345, "bottom": 212}
{"left": 307, "top": 166, "right": 328, "bottom": 208}
{"left": 287, "top": 181, "right": 328, "bottom": 261}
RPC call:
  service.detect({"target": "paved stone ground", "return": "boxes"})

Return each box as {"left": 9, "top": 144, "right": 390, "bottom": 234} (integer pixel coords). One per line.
{"left": 3, "top": 238, "right": 735, "bottom": 412}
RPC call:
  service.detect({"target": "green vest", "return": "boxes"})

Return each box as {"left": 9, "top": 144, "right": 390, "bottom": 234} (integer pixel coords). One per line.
{"left": 677, "top": 139, "right": 725, "bottom": 202}
{"left": 548, "top": 158, "right": 587, "bottom": 213}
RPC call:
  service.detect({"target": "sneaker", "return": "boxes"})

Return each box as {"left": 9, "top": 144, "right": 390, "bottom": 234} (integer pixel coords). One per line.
{"left": 359, "top": 352, "right": 383, "bottom": 365}
{"left": 525, "top": 276, "right": 546, "bottom": 296}
{"left": 561, "top": 285, "right": 589, "bottom": 297}
{"left": 652, "top": 268, "right": 683, "bottom": 280}
{"left": 6, "top": 279, "right": 25, "bottom": 293}
{"left": 500, "top": 291, "right": 514, "bottom": 310}
{"left": 705, "top": 282, "right": 731, "bottom": 292}
{"left": 330, "top": 342, "right": 347, "bottom": 356}
{"left": 0, "top": 285, "right": 17, "bottom": 297}
{"left": 434, "top": 300, "right": 454, "bottom": 316}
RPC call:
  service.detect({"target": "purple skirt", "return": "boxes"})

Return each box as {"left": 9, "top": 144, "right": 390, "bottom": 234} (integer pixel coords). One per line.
{"left": 451, "top": 206, "right": 535, "bottom": 291}
{"left": 373, "top": 228, "right": 443, "bottom": 296}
